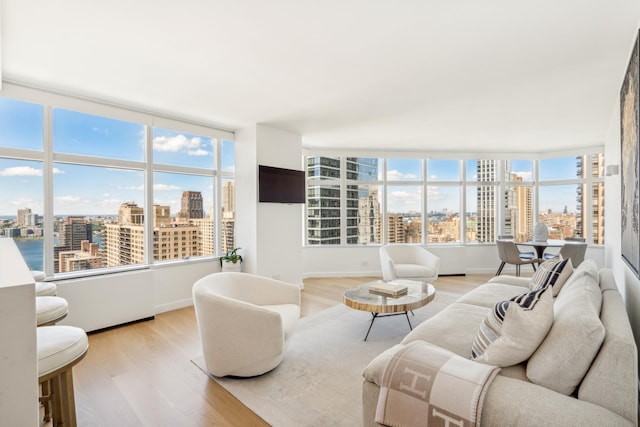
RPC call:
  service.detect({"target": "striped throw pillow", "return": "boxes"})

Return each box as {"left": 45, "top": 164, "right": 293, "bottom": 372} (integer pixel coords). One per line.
{"left": 471, "top": 285, "right": 553, "bottom": 367}
{"left": 530, "top": 257, "right": 573, "bottom": 296}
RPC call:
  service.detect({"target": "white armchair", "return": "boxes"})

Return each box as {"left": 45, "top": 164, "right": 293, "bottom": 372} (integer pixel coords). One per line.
{"left": 192, "top": 272, "right": 301, "bottom": 377}
{"left": 379, "top": 245, "right": 440, "bottom": 283}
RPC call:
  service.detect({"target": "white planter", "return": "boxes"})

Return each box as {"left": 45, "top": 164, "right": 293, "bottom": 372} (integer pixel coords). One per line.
{"left": 222, "top": 261, "right": 242, "bottom": 272}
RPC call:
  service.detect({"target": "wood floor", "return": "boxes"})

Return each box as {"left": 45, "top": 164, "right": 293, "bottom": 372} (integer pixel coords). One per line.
{"left": 68, "top": 274, "right": 491, "bottom": 427}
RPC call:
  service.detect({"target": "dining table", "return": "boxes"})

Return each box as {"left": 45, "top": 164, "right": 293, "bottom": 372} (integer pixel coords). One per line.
{"left": 518, "top": 239, "right": 566, "bottom": 260}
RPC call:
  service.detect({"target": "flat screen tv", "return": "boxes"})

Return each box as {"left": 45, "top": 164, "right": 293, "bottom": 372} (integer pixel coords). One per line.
{"left": 258, "top": 165, "right": 305, "bottom": 204}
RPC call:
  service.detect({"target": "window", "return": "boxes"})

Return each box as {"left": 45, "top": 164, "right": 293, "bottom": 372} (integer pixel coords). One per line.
{"left": 427, "top": 160, "right": 460, "bottom": 243}
{"left": 538, "top": 155, "right": 603, "bottom": 242}
{"left": 0, "top": 90, "right": 234, "bottom": 278}
{"left": 427, "top": 186, "right": 460, "bottom": 243}
{"left": 53, "top": 109, "right": 144, "bottom": 161}
{"left": 305, "top": 153, "right": 605, "bottom": 247}
{"left": 504, "top": 160, "right": 534, "bottom": 242}
{"left": 54, "top": 163, "right": 144, "bottom": 272}
{"left": 0, "top": 97, "right": 43, "bottom": 151}
{"left": 0, "top": 158, "right": 44, "bottom": 270}
{"left": 152, "top": 172, "right": 214, "bottom": 262}
{"left": 153, "top": 127, "right": 214, "bottom": 168}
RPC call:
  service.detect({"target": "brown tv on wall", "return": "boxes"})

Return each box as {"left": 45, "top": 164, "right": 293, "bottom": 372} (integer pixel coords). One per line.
{"left": 258, "top": 165, "right": 305, "bottom": 204}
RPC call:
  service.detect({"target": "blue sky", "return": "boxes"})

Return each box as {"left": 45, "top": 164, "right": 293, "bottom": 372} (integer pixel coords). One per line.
{"left": 0, "top": 97, "right": 235, "bottom": 216}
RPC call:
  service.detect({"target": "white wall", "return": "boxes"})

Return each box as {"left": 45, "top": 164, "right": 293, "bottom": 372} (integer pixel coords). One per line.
{"left": 303, "top": 244, "right": 604, "bottom": 278}
{"left": 0, "top": 239, "right": 38, "bottom": 426}
{"left": 236, "top": 124, "right": 303, "bottom": 286}
{"left": 55, "top": 259, "right": 219, "bottom": 332}
{"left": 603, "top": 60, "right": 640, "bottom": 351}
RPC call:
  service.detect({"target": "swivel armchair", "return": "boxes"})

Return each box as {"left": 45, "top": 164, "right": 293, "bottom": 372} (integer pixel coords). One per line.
{"left": 193, "top": 272, "right": 301, "bottom": 377}
{"left": 379, "top": 245, "right": 440, "bottom": 283}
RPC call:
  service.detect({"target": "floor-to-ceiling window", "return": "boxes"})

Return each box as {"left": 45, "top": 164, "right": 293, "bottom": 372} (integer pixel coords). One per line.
{"left": 0, "top": 87, "right": 235, "bottom": 277}
{"left": 305, "top": 153, "right": 604, "bottom": 246}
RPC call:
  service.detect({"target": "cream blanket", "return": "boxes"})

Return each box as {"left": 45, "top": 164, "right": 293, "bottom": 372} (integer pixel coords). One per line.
{"left": 375, "top": 341, "right": 500, "bottom": 427}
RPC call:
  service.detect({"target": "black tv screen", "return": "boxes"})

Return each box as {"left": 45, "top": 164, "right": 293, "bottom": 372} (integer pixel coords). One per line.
{"left": 258, "top": 165, "right": 305, "bottom": 204}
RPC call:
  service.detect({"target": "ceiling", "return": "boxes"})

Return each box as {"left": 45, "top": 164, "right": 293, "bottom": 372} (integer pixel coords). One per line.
{"left": 1, "top": 1, "right": 640, "bottom": 154}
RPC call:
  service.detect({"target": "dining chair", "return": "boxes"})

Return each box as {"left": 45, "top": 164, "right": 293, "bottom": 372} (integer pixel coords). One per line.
{"left": 544, "top": 242, "right": 587, "bottom": 267}
{"left": 495, "top": 240, "right": 538, "bottom": 276}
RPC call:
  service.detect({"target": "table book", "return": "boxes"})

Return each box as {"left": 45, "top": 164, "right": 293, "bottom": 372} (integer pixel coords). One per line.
{"left": 369, "top": 281, "right": 409, "bottom": 297}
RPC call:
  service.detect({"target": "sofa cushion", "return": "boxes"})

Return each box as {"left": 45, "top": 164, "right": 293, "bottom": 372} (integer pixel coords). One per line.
{"left": 558, "top": 258, "right": 599, "bottom": 296}
{"left": 471, "top": 285, "right": 553, "bottom": 367}
{"left": 394, "top": 263, "right": 436, "bottom": 278}
{"left": 457, "top": 283, "right": 529, "bottom": 309}
{"left": 401, "top": 303, "right": 490, "bottom": 357}
{"left": 526, "top": 268, "right": 605, "bottom": 395}
{"left": 529, "top": 257, "right": 573, "bottom": 296}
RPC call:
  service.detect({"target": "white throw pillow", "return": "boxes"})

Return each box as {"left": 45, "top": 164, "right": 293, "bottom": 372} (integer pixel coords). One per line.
{"left": 526, "top": 271, "right": 605, "bottom": 395}
{"left": 471, "top": 285, "right": 553, "bottom": 367}
{"left": 529, "top": 257, "right": 573, "bottom": 296}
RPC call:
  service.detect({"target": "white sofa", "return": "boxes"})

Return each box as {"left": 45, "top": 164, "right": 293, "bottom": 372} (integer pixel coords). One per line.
{"left": 362, "top": 259, "right": 638, "bottom": 426}
{"left": 193, "top": 272, "right": 300, "bottom": 377}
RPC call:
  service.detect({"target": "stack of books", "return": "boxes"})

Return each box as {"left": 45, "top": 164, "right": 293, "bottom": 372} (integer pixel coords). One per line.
{"left": 369, "top": 281, "right": 409, "bottom": 297}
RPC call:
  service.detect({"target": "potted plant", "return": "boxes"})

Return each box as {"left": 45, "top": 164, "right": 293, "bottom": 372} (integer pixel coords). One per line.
{"left": 220, "top": 247, "right": 243, "bottom": 272}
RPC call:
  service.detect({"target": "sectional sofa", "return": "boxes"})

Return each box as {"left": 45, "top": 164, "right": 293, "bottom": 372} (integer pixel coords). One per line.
{"left": 362, "top": 259, "right": 638, "bottom": 426}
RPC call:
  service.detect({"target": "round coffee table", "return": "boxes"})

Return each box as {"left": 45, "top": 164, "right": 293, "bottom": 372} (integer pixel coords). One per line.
{"left": 343, "top": 280, "right": 436, "bottom": 341}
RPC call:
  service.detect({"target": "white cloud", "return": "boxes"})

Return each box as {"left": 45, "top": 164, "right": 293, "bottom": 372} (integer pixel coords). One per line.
{"left": 154, "top": 184, "right": 180, "bottom": 191}
{"left": 187, "top": 148, "right": 208, "bottom": 156}
{"left": 387, "top": 170, "right": 418, "bottom": 180}
{"left": 55, "top": 195, "right": 81, "bottom": 203}
{"left": 0, "top": 166, "right": 42, "bottom": 176}
{"left": 53, "top": 167, "right": 64, "bottom": 174}
{"left": 92, "top": 127, "right": 109, "bottom": 135}
{"left": 153, "top": 134, "right": 209, "bottom": 156}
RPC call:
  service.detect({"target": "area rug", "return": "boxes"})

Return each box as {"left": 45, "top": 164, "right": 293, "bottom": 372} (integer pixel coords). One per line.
{"left": 192, "top": 290, "right": 459, "bottom": 426}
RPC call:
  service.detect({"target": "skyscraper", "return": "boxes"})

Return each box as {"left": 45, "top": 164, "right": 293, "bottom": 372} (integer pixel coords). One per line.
{"left": 220, "top": 181, "right": 236, "bottom": 253}
{"left": 307, "top": 157, "right": 381, "bottom": 245}
{"left": 104, "top": 202, "right": 200, "bottom": 267}
{"left": 576, "top": 154, "right": 604, "bottom": 243}
{"left": 179, "top": 191, "right": 204, "bottom": 219}
{"left": 476, "top": 160, "right": 497, "bottom": 243}
{"left": 54, "top": 216, "right": 93, "bottom": 273}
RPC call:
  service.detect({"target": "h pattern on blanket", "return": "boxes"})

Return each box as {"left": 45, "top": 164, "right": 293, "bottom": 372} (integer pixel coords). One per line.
{"left": 375, "top": 341, "right": 500, "bottom": 427}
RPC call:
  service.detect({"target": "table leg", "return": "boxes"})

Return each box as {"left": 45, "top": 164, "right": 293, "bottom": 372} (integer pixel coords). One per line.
{"left": 363, "top": 311, "right": 412, "bottom": 341}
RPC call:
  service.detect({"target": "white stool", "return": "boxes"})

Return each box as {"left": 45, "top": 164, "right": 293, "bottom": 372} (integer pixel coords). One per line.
{"left": 31, "top": 270, "right": 46, "bottom": 282}
{"left": 38, "top": 326, "right": 89, "bottom": 427}
{"left": 36, "top": 297, "right": 69, "bottom": 326}
{"left": 36, "top": 281, "right": 57, "bottom": 297}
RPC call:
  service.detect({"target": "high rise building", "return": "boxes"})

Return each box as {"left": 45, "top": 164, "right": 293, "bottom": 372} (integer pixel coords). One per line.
{"left": 54, "top": 216, "right": 93, "bottom": 273}
{"left": 58, "top": 240, "right": 103, "bottom": 272}
{"left": 179, "top": 191, "right": 204, "bottom": 219}
{"left": 356, "top": 187, "right": 382, "bottom": 244}
{"left": 387, "top": 214, "right": 405, "bottom": 243}
{"left": 307, "top": 157, "right": 381, "bottom": 244}
{"left": 105, "top": 202, "right": 200, "bottom": 267}
{"left": 476, "top": 160, "right": 497, "bottom": 243}
{"left": 221, "top": 181, "right": 236, "bottom": 253}
{"left": 577, "top": 154, "right": 605, "bottom": 243}
{"left": 307, "top": 156, "right": 341, "bottom": 245}
{"left": 513, "top": 175, "right": 533, "bottom": 242}
{"left": 17, "top": 208, "right": 37, "bottom": 227}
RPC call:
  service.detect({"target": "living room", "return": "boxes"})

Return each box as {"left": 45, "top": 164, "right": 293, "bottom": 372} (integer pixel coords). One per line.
{"left": 1, "top": 1, "right": 640, "bottom": 426}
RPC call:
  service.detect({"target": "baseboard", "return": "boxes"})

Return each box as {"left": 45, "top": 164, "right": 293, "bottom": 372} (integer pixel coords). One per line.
{"left": 155, "top": 297, "right": 193, "bottom": 314}
{"left": 302, "top": 271, "right": 381, "bottom": 279}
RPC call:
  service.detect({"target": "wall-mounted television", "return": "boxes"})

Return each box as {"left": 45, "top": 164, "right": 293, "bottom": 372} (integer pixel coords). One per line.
{"left": 258, "top": 165, "right": 305, "bottom": 204}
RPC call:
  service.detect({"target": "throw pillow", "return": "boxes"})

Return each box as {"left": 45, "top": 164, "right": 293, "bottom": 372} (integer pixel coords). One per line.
{"left": 471, "top": 285, "right": 553, "bottom": 367}
{"left": 526, "top": 271, "right": 605, "bottom": 395}
{"left": 529, "top": 257, "right": 573, "bottom": 296}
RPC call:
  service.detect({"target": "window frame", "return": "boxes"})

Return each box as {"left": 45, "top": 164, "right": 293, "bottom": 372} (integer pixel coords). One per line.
{"left": 304, "top": 151, "right": 604, "bottom": 248}
{"left": 0, "top": 83, "right": 234, "bottom": 279}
